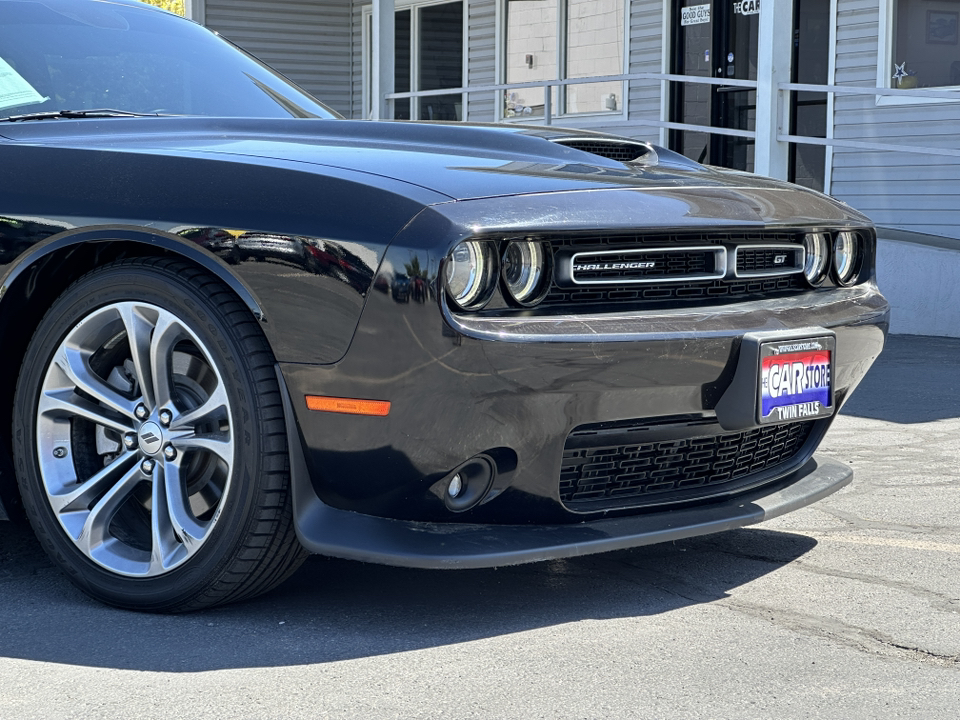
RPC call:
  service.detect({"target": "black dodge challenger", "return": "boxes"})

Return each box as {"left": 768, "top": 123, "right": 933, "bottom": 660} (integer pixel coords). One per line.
{"left": 0, "top": 0, "right": 888, "bottom": 611}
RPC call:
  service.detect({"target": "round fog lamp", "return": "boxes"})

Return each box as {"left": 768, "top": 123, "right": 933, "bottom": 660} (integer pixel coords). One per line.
{"left": 444, "top": 241, "right": 497, "bottom": 310}
{"left": 502, "top": 240, "right": 552, "bottom": 306}
{"left": 448, "top": 474, "right": 463, "bottom": 498}
{"left": 802, "top": 232, "right": 829, "bottom": 285}
{"left": 834, "top": 231, "right": 860, "bottom": 285}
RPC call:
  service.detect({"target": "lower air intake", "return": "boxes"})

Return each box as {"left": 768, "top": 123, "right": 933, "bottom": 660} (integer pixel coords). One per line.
{"left": 559, "top": 419, "right": 817, "bottom": 511}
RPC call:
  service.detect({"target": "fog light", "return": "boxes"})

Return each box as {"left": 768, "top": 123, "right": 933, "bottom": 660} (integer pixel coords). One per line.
{"left": 435, "top": 456, "right": 496, "bottom": 512}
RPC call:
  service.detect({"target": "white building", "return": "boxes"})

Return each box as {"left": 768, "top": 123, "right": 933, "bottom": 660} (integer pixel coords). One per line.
{"left": 185, "top": 0, "right": 960, "bottom": 333}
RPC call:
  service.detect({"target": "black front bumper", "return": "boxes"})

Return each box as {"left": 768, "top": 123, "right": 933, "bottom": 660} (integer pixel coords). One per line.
{"left": 276, "top": 268, "right": 886, "bottom": 566}
{"left": 277, "top": 366, "right": 854, "bottom": 567}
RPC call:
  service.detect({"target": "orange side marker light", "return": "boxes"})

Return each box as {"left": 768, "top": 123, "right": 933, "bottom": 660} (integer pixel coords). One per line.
{"left": 305, "top": 395, "right": 391, "bottom": 417}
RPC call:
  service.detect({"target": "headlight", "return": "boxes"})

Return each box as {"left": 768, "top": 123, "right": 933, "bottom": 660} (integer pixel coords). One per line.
{"left": 802, "top": 232, "right": 829, "bottom": 285}
{"left": 834, "top": 231, "right": 861, "bottom": 285}
{"left": 501, "top": 240, "right": 552, "bottom": 306}
{"left": 444, "top": 241, "right": 498, "bottom": 310}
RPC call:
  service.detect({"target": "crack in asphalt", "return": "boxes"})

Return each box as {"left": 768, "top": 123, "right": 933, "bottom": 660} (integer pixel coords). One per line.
{"left": 788, "top": 562, "right": 959, "bottom": 613}
{"left": 719, "top": 599, "right": 960, "bottom": 669}
{"left": 670, "top": 542, "right": 960, "bottom": 619}
{"left": 813, "top": 507, "right": 960, "bottom": 535}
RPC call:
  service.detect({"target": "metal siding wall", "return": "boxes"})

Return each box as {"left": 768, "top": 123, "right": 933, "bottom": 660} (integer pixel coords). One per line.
{"left": 468, "top": 0, "right": 497, "bottom": 120}
{"left": 625, "top": 0, "right": 663, "bottom": 143}
{"left": 352, "top": 0, "right": 365, "bottom": 119}
{"left": 831, "top": 0, "right": 960, "bottom": 239}
{"left": 204, "top": 0, "right": 353, "bottom": 117}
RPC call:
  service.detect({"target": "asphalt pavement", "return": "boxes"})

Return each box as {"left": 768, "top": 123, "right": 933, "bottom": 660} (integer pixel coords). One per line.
{"left": 0, "top": 334, "right": 957, "bottom": 719}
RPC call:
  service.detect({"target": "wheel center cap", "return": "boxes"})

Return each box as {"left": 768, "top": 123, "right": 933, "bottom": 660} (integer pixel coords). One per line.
{"left": 138, "top": 421, "right": 164, "bottom": 455}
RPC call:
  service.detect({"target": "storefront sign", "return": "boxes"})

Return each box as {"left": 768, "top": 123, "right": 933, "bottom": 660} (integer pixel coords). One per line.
{"left": 734, "top": 0, "right": 760, "bottom": 16}
{"left": 681, "top": 4, "right": 711, "bottom": 25}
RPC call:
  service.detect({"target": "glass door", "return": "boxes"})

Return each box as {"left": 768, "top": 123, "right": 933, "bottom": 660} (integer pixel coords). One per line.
{"left": 418, "top": 1, "right": 463, "bottom": 121}
{"left": 789, "top": 0, "right": 829, "bottom": 191}
{"left": 670, "top": 0, "right": 759, "bottom": 171}
{"left": 365, "top": 1, "right": 463, "bottom": 121}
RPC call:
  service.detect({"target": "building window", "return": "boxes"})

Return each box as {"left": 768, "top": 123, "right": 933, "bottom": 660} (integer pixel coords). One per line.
{"left": 418, "top": 2, "right": 464, "bottom": 120}
{"left": 504, "top": 0, "right": 625, "bottom": 118}
{"left": 365, "top": 0, "right": 464, "bottom": 121}
{"left": 890, "top": 0, "right": 960, "bottom": 89}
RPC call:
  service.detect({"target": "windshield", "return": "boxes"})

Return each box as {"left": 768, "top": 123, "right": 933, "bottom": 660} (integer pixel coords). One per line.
{"left": 0, "top": 0, "right": 340, "bottom": 120}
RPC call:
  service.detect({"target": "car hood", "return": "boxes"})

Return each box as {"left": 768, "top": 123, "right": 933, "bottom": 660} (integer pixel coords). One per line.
{"left": 0, "top": 117, "right": 863, "bottom": 224}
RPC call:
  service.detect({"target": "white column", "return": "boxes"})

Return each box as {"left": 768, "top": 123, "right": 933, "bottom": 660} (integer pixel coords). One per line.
{"left": 372, "top": 0, "right": 396, "bottom": 120}
{"left": 754, "top": 0, "right": 793, "bottom": 179}
{"left": 188, "top": 0, "right": 205, "bottom": 23}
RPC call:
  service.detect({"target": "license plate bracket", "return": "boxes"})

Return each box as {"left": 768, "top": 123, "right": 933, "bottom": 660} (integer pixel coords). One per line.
{"left": 714, "top": 327, "right": 836, "bottom": 432}
{"left": 758, "top": 336, "right": 835, "bottom": 424}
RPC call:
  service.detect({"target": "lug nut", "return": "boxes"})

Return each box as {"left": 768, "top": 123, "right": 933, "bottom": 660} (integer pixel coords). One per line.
{"left": 135, "top": 404, "right": 149, "bottom": 421}
{"left": 123, "top": 433, "right": 137, "bottom": 450}
{"left": 163, "top": 444, "right": 177, "bottom": 461}
{"left": 141, "top": 459, "right": 155, "bottom": 475}
{"left": 158, "top": 409, "right": 173, "bottom": 427}
{"left": 53, "top": 447, "right": 67, "bottom": 459}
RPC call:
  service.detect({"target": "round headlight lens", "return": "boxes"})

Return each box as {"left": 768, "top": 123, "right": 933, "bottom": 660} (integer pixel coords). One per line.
{"left": 834, "top": 231, "right": 860, "bottom": 284}
{"left": 444, "top": 241, "right": 497, "bottom": 310}
{"left": 502, "top": 240, "right": 552, "bottom": 306}
{"left": 803, "top": 232, "right": 829, "bottom": 285}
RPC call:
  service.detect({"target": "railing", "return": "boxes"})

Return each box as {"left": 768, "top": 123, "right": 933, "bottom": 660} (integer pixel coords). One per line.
{"left": 777, "top": 82, "right": 960, "bottom": 159}
{"left": 385, "top": 72, "right": 960, "bottom": 159}
{"left": 387, "top": 72, "right": 758, "bottom": 138}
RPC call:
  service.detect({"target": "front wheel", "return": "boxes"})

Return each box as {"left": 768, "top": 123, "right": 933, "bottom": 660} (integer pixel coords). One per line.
{"left": 13, "top": 258, "right": 307, "bottom": 611}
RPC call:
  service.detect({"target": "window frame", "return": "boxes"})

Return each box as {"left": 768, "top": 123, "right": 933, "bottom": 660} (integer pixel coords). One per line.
{"left": 362, "top": 0, "right": 468, "bottom": 120}
{"left": 498, "top": 0, "right": 630, "bottom": 123}
{"left": 876, "top": 0, "right": 960, "bottom": 106}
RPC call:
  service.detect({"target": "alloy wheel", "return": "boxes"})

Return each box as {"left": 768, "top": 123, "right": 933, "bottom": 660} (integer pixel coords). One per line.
{"left": 35, "top": 301, "right": 234, "bottom": 577}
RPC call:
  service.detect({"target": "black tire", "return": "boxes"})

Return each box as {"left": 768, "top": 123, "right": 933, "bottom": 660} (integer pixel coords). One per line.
{"left": 12, "top": 257, "right": 308, "bottom": 612}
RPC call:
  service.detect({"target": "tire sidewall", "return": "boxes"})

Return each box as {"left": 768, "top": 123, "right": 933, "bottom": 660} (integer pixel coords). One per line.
{"left": 13, "top": 263, "right": 266, "bottom": 610}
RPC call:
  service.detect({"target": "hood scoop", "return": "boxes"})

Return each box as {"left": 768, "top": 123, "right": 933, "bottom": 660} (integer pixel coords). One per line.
{"left": 551, "top": 137, "right": 659, "bottom": 166}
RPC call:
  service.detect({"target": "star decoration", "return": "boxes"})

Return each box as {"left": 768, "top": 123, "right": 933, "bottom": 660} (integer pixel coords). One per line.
{"left": 892, "top": 62, "right": 907, "bottom": 85}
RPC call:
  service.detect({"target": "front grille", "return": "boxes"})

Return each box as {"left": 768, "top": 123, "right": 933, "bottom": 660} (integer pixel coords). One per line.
{"left": 542, "top": 231, "right": 808, "bottom": 309}
{"left": 552, "top": 138, "right": 653, "bottom": 163}
{"left": 559, "top": 419, "right": 816, "bottom": 511}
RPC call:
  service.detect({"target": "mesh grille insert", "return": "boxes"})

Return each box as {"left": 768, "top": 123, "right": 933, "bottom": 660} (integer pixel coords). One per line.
{"left": 559, "top": 420, "right": 816, "bottom": 511}
{"left": 572, "top": 248, "right": 719, "bottom": 283}
{"left": 736, "top": 247, "right": 803, "bottom": 275}
{"left": 554, "top": 139, "right": 652, "bottom": 163}
{"left": 543, "top": 275, "right": 803, "bottom": 308}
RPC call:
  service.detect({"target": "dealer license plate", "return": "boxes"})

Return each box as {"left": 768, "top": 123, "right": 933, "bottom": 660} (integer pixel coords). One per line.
{"left": 758, "top": 336, "right": 835, "bottom": 424}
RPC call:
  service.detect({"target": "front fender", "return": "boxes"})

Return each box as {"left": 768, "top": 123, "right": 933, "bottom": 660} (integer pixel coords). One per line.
{"left": 0, "top": 224, "right": 265, "bottom": 318}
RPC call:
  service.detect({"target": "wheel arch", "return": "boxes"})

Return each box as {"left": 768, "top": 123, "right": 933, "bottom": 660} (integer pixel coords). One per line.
{"left": 0, "top": 226, "right": 268, "bottom": 520}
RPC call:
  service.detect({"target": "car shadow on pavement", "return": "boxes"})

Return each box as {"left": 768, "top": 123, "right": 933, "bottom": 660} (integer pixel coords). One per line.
{"left": 0, "top": 520, "right": 815, "bottom": 672}
{"left": 840, "top": 334, "right": 960, "bottom": 424}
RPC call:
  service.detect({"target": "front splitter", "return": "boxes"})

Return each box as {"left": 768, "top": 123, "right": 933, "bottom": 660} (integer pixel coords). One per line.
{"left": 290, "top": 454, "right": 851, "bottom": 569}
